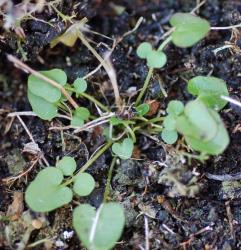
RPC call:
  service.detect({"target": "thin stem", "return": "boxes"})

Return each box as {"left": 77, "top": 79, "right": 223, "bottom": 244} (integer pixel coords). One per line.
{"left": 157, "top": 36, "right": 172, "bottom": 51}
{"left": 80, "top": 93, "right": 110, "bottom": 112}
{"left": 77, "top": 33, "right": 122, "bottom": 110}
{"left": 103, "top": 157, "right": 117, "bottom": 202}
{"left": 63, "top": 141, "right": 113, "bottom": 186}
{"left": 7, "top": 55, "right": 79, "bottom": 109}
{"left": 135, "top": 68, "right": 154, "bottom": 106}
{"left": 123, "top": 124, "right": 136, "bottom": 143}
{"left": 211, "top": 23, "right": 241, "bottom": 30}
{"left": 148, "top": 116, "right": 165, "bottom": 123}
{"left": 65, "top": 86, "right": 110, "bottom": 112}
{"left": 78, "top": 141, "right": 113, "bottom": 174}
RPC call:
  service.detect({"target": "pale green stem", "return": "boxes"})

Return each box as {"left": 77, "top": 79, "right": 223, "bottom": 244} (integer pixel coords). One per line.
{"left": 80, "top": 92, "right": 110, "bottom": 112}
{"left": 63, "top": 141, "right": 113, "bottom": 186}
{"left": 103, "top": 157, "right": 117, "bottom": 202}
{"left": 65, "top": 86, "right": 110, "bottom": 112}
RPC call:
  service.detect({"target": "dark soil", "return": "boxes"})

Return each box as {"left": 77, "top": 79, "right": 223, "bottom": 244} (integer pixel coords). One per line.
{"left": 0, "top": 0, "right": 241, "bottom": 249}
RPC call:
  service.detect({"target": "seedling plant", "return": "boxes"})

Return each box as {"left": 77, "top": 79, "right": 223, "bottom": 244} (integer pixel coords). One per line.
{"left": 11, "top": 12, "right": 231, "bottom": 250}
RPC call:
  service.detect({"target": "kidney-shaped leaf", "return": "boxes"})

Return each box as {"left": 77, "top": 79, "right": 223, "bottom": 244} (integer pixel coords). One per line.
{"left": 170, "top": 13, "right": 210, "bottom": 48}
{"left": 25, "top": 167, "right": 73, "bottom": 212}
{"left": 187, "top": 76, "right": 229, "bottom": 110}
{"left": 112, "top": 138, "right": 134, "bottom": 159}
{"left": 73, "top": 173, "right": 95, "bottom": 196}
{"left": 146, "top": 50, "right": 167, "bottom": 68}
{"left": 28, "top": 69, "right": 67, "bottom": 103}
{"left": 56, "top": 156, "right": 77, "bottom": 176}
{"left": 28, "top": 90, "right": 58, "bottom": 120}
{"left": 73, "top": 203, "right": 125, "bottom": 250}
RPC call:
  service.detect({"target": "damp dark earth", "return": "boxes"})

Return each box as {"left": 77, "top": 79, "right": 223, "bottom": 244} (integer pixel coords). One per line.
{"left": 0, "top": 1, "right": 241, "bottom": 250}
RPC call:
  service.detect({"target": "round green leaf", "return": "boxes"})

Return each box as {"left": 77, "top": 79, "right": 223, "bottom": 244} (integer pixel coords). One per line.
{"left": 167, "top": 100, "right": 184, "bottom": 116}
{"left": 71, "top": 115, "right": 84, "bottom": 127}
{"left": 146, "top": 50, "right": 167, "bottom": 68}
{"left": 56, "top": 156, "right": 77, "bottom": 176}
{"left": 161, "top": 129, "right": 178, "bottom": 144}
{"left": 73, "top": 173, "right": 95, "bottom": 196}
{"left": 73, "top": 203, "right": 125, "bottom": 250}
{"left": 170, "top": 13, "right": 210, "bottom": 48}
{"left": 137, "top": 42, "right": 153, "bottom": 59}
{"left": 112, "top": 138, "right": 134, "bottom": 159}
{"left": 187, "top": 76, "right": 229, "bottom": 110}
{"left": 25, "top": 167, "right": 73, "bottom": 212}
{"left": 163, "top": 115, "right": 176, "bottom": 130}
{"left": 28, "top": 90, "right": 58, "bottom": 120}
{"left": 136, "top": 103, "right": 150, "bottom": 116}
{"left": 28, "top": 69, "right": 67, "bottom": 103}
{"left": 74, "top": 107, "right": 90, "bottom": 120}
{"left": 73, "top": 78, "right": 87, "bottom": 94}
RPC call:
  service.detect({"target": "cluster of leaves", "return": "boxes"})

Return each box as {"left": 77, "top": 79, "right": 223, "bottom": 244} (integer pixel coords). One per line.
{"left": 25, "top": 156, "right": 125, "bottom": 250}
{"left": 28, "top": 69, "right": 89, "bottom": 125}
{"left": 161, "top": 76, "right": 229, "bottom": 155}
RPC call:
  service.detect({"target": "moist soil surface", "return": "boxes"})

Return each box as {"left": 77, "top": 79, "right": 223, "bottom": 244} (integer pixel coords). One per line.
{"left": 0, "top": 0, "right": 241, "bottom": 249}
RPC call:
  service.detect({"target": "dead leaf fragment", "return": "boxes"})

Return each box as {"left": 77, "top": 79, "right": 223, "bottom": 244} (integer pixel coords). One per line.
{"left": 6, "top": 192, "right": 24, "bottom": 221}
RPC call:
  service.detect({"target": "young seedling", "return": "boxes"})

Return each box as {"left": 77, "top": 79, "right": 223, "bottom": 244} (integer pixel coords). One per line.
{"left": 25, "top": 156, "right": 125, "bottom": 250}
{"left": 161, "top": 76, "right": 230, "bottom": 156}
{"left": 135, "top": 12, "right": 211, "bottom": 105}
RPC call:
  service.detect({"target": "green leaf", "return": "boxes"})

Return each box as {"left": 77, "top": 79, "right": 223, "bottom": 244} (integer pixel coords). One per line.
{"left": 28, "top": 90, "right": 58, "bottom": 120}
{"left": 71, "top": 115, "right": 84, "bottom": 127}
{"left": 146, "top": 50, "right": 167, "bottom": 68}
{"left": 136, "top": 103, "right": 150, "bottom": 116}
{"left": 187, "top": 76, "right": 229, "bottom": 110}
{"left": 166, "top": 100, "right": 184, "bottom": 116}
{"left": 163, "top": 115, "right": 176, "bottom": 130}
{"left": 25, "top": 167, "right": 73, "bottom": 212}
{"left": 112, "top": 138, "right": 134, "bottom": 159}
{"left": 137, "top": 42, "right": 153, "bottom": 59}
{"left": 176, "top": 115, "right": 202, "bottom": 139}
{"left": 184, "top": 100, "right": 218, "bottom": 141}
{"left": 161, "top": 129, "right": 178, "bottom": 144}
{"left": 28, "top": 69, "right": 67, "bottom": 103}
{"left": 73, "top": 173, "right": 95, "bottom": 196}
{"left": 109, "top": 117, "right": 124, "bottom": 126}
{"left": 56, "top": 156, "right": 77, "bottom": 176}
{"left": 73, "top": 203, "right": 125, "bottom": 250}
{"left": 71, "top": 107, "right": 90, "bottom": 126}
{"left": 185, "top": 110, "right": 229, "bottom": 155}
{"left": 73, "top": 78, "right": 87, "bottom": 94}
{"left": 74, "top": 107, "right": 90, "bottom": 120}
{"left": 170, "top": 13, "right": 210, "bottom": 48}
